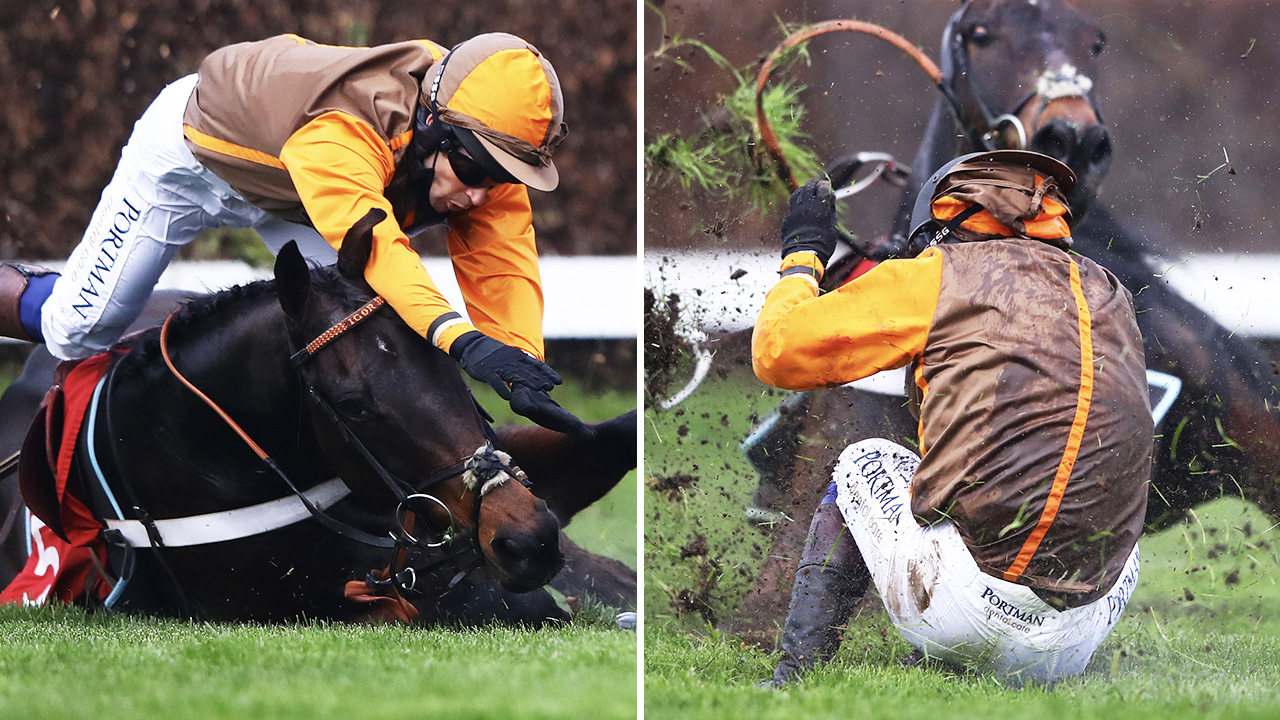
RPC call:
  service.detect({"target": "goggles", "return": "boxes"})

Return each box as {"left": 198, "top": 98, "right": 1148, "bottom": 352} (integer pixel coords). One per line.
{"left": 445, "top": 148, "right": 492, "bottom": 188}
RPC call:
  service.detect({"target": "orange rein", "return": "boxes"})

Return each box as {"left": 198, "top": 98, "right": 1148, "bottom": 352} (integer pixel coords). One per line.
{"left": 755, "top": 19, "right": 944, "bottom": 192}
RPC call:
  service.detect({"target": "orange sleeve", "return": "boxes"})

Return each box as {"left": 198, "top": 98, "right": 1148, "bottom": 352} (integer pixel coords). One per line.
{"left": 752, "top": 248, "right": 944, "bottom": 390}
{"left": 279, "top": 111, "right": 480, "bottom": 352}
{"left": 445, "top": 184, "right": 545, "bottom": 360}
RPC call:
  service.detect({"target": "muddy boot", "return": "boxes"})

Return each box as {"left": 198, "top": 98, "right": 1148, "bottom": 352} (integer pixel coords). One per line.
{"left": 0, "top": 263, "right": 58, "bottom": 343}
{"left": 765, "top": 502, "right": 870, "bottom": 687}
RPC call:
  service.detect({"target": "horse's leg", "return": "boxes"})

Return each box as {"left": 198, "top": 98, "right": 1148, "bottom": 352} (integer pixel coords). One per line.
{"left": 489, "top": 409, "right": 639, "bottom": 609}
{"left": 494, "top": 410, "right": 637, "bottom": 526}
{"left": 1223, "top": 370, "right": 1280, "bottom": 516}
{"left": 1135, "top": 285, "right": 1280, "bottom": 528}
{"left": 1076, "top": 209, "right": 1280, "bottom": 529}
{"left": 742, "top": 391, "right": 811, "bottom": 519}
{"left": 550, "top": 533, "right": 636, "bottom": 610}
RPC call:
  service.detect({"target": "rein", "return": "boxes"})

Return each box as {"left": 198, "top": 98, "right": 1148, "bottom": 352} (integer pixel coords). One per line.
{"left": 755, "top": 19, "right": 942, "bottom": 193}
{"left": 157, "top": 308, "right": 401, "bottom": 550}
{"left": 132, "top": 294, "right": 526, "bottom": 617}
{"left": 755, "top": 5, "right": 1096, "bottom": 191}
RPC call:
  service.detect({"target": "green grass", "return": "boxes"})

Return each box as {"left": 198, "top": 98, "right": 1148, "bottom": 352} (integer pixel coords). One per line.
{"left": 645, "top": 356, "right": 790, "bottom": 629}
{"left": 0, "top": 605, "right": 636, "bottom": 720}
{"left": 0, "top": 368, "right": 637, "bottom": 719}
{"left": 645, "top": 360, "right": 1280, "bottom": 718}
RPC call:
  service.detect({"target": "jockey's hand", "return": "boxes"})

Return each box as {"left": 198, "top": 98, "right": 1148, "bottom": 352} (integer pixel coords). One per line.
{"left": 452, "top": 332, "right": 596, "bottom": 438}
{"left": 780, "top": 179, "right": 839, "bottom": 267}
{"left": 508, "top": 384, "right": 596, "bottom": 439}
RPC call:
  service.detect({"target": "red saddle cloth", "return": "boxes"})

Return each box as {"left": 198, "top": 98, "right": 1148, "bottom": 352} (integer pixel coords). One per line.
{"left": 1, "top": 353, "right": 115, "bottom": 606}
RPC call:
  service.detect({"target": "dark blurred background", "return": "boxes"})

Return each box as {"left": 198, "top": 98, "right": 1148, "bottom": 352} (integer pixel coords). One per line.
{"left": 645, "top": 0, "right": 1279, "bottom": 256}
{"left": 0, "top": 0, "right": 636, "bottom": 259}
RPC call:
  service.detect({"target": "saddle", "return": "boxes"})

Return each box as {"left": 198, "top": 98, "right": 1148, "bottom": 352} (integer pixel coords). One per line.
{"left": 18, "top": 353, "right": 115, "bottom": 542}
{"left": 0, "top": 352, "right": 117, "bottom": 607}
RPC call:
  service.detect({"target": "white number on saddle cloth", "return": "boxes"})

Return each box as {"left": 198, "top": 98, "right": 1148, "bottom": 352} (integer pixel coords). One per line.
{"left": 22, "top": 510, "right": 59, "bottom": 606}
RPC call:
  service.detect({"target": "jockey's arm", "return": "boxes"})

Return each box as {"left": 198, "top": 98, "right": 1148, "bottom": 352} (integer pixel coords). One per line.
{"left": 445, "top": 184, "right": 546, "bottom": 360}
{"left": 279, "top": 111, "right": 485, "bottom": 355}
{"left": 751, "top": 249, "right": 942, "bottom": 391}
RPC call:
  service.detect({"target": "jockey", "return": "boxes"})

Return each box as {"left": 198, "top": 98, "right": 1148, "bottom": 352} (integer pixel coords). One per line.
{"left": 0, "top": 33, "right": 590, "bottom": 437}
{"left": 752, "top": 150, "right": 1152, "bottom": 686}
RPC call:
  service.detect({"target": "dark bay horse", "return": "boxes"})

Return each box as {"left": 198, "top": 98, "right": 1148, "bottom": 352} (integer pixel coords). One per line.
{"left": 733, "top": 0, "right": 1280, "bottom": 637}
{"left": 0, "top": 210, "right": 633, "bottom": 623}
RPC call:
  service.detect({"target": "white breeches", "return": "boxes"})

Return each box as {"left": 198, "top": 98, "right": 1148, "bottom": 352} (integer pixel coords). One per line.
{"left": 42, "top": 74, "right": 335, "bottom": 360}
{"left": 831, "top": 438, "right": 1140, "bottom": 686}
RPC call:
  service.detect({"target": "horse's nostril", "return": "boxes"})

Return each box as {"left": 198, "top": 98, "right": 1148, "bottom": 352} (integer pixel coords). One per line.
{"left": 493, "top": 536, "right": 528, "bottom": 563}
{"left": 1031, "top": 121, "right": 1077, "bottom": 164}
{"left": 492, "top": 532, "right": 552, "bottom": 566}
{"left": 1082, "top": 126, "right": 1113, "bottom": 174}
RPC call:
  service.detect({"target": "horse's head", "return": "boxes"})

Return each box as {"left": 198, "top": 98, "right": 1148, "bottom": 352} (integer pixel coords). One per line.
{"left": 943, "top": 0, "right": 1111, "bottom": 217}
{"left": 274, "top": 210, "right": 563, "bottom": 593}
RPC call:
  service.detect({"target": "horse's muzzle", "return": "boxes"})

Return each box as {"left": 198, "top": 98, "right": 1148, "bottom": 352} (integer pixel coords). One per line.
{"left": 1029, "top": 118, "right": 1112, "bottom": 219}
{"left": 489, "top": 520, "right": 565, "bottom": 593}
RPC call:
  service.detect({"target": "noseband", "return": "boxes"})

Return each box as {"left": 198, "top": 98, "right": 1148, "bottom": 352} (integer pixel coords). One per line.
{"left": 939, "top": 2, "right": 1101, "bottom": 152}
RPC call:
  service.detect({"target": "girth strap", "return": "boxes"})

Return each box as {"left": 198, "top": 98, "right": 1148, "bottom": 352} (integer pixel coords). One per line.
{"left": 102, "top": 478, "right": 351, "bottom": 548}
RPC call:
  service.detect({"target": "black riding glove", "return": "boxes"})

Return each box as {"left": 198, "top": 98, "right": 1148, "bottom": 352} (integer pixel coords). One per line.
{"left": 451, "top": 331, "right": 595, "bottom": 438}
{"left": 780, "top": 179, "right": 839, "bottom": 267}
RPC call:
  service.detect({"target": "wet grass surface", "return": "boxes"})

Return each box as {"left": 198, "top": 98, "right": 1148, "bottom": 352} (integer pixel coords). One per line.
{"left": 0, "top": 605, "right": 637, "bottom": 720}
{"left": 645, "top": 361, "right": 1280, "bottom": 718}
{"left": 0, "top": 367, "right": 638, "bottom": 719}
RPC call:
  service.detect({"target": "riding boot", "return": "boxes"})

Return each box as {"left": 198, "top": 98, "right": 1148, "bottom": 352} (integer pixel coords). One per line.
{"left": 766, "top": 501, "right": 870, "bottom": 687}
{"left": 0, "top": 263, "right": 58, "bottom": 343}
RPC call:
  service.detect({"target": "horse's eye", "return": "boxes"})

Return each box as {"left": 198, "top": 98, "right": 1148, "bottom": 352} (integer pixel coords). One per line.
{"left": 1091, "top": 31, "right": 1106, "bottom": 56}
{"left": 335, "top": 398, "right": 372, "bottom": 422}
{"left": 968, "top": 25, "right": 993, "bottom": 48}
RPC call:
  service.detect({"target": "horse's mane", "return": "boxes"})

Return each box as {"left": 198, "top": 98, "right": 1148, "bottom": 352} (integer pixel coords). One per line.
{"left": 112, "top": 265, "right": 370, "bottom": 375}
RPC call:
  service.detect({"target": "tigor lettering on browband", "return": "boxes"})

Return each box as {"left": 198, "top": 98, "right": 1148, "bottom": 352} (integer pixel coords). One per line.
{"left": 291, "top": 296, "right": 385, "bottom": 364}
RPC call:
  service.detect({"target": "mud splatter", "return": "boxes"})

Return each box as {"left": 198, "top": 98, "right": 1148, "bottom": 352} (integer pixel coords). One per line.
{"left": 674, "top": 586, "right": 719, "bottom": 625}
{"left": 680, "top": 534, "right": 709, "bottom": 559}
{"left": 907, "top": 559, "right": 932, "bottom": 614}
{"left": 649, "top": 472, "right": 699, "bottom": 501}
{"left": 644, "top": 287, "right": 685, "bottom": 403}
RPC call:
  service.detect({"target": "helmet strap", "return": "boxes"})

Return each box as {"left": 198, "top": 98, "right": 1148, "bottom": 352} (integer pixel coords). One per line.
{"left": 406, "top": 109, "right": 450, "bottom": 230}
{"left": 909, "top": 203, "right": 985, "bottom": 255}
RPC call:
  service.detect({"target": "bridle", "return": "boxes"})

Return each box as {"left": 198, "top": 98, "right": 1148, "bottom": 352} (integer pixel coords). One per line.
{"left": 938, "top": 3, "right": 1031, "bottom": 152}
{"left": 284, "top": 295, "right": 527, "bottom": 548}
{"left": 937, "top": 2, "right": 1101, "bottom": 154}
{"left": 146, "top": 294, "right": 529, "bottom": 614}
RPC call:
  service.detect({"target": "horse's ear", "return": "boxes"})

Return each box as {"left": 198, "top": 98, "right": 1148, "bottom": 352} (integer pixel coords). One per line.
{"left": 337, "top": 207, "right": 387, "bottom": 281}
{"left": 275, "top": 240, "right": 312, "bottom": 322}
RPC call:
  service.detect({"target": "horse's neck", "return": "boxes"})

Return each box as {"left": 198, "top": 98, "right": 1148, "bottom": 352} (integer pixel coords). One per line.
{"left": 176, "top": 298, "right": 292, "bottom": 394}
{"left": 142, "top": 297, "right": 303, "bottom": 463}
{"left": 887, "top": 97, "right": 975, "bottom": 243}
